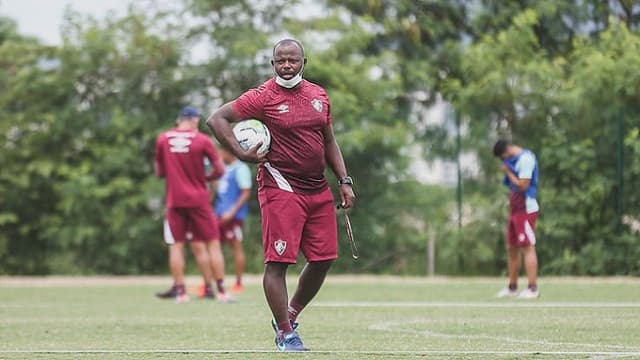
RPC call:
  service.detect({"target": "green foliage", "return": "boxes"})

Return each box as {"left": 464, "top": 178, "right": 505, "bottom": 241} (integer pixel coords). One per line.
{"left": 2, "top": 1, "right": 639, "bottom": 275}
{"left": 447, "top": 7, "right": 640, "bottom": 275}
{"left": 0, "top": 16, "right": 62, "bottom": 274}
{"left": 0, "top": 9, "right": 193, "bottom": 274}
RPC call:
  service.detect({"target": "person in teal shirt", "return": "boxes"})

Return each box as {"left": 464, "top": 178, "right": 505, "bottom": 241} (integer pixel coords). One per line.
{"left": 211, "top": 146, "right": 252, "bottom": 293}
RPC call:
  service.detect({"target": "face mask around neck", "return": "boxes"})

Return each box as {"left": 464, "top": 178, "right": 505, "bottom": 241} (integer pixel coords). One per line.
{"left": 275, "top": 71, "right": 303, "bottom": 88}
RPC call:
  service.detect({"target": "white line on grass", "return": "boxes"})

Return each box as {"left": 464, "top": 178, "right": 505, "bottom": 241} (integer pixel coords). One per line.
{"left": 315, "top": 301, "right": 640, "bottom": 308}
{"left": 369, "top": 319, "right": 639, "bottom": 351}
{"left": 8, "top": 302, "right": 634, "bottom": 310}
{"left": 3, "top": 350, "right": 640, "bottom": 356}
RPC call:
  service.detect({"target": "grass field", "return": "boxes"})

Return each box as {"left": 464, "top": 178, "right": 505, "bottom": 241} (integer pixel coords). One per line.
{"left": 1, "top": 276, "right": 640, "bottom": 359}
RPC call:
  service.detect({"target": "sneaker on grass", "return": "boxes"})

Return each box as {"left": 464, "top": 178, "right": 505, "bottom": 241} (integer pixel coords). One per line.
{"left": 175, "top": 293, "right": 190, "bottom": 304}
{"left": 517, "top": 287, "right": 540, "bottom": 299}
{"left": 276, "top": 332, "right": 308, "bottom": 352}
{"left": 496, "top": 287, "right": 519, "bottom": 298}
{"left": 156, "top": 285, "right": 178, "bottom": 299}
{"left": 216, "top": 292, "right": 237, "bottom": 304}
{"left": 189, "top": 284, "right": 206, "bottom": 298}
{"left": 155, "top": 285, "right": 189, "bottom": 303}
{"left": 229, "top": 283, "right": 245, "bottom": 294}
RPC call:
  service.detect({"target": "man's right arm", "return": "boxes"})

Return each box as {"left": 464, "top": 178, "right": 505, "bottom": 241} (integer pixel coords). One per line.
{"left": 207, "top": 103, "right": 246, "bottom": 158}
{"left": 503, "top": 153, "right": 535, "bottom": 192}
{"left": 502, "top": 165, "right": 530, "bottom": 192}
{"left": 207, "top": 103, "right": 268, "bottom": 164}
{"left": 207, "top": 86, "right": 270, "bottom": 163}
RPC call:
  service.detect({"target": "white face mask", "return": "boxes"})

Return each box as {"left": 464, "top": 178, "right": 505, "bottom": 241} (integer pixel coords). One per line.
{"left": 275, "top": 68, "right": 303, "bottom": 88}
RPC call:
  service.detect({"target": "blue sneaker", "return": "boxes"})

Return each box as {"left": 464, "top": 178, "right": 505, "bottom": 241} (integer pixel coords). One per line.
{"left": 276, "top": 331, "right": 308, "bottom": 352}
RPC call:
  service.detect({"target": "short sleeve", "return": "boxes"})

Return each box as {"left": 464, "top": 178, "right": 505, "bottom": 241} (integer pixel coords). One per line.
{"left": 231, "top": 85, "right": 266, "bottom": 120}
{"left": 516, "top": 153, "right": 536, "bottom": 179}
{"left": 235, "top": 163, "right": 252, "bottom": 189}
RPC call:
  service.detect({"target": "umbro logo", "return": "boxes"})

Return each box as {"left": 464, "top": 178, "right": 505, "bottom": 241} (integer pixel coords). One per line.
{"left": 278, "top": 104, "right": 289, "bottom": 113}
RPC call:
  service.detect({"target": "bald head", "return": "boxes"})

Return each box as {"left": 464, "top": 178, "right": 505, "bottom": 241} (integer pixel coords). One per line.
{"left": 273, "top": 38, "right": 305, "bottom": 58}
{"left": 271, "top": 38, "right": 307, "bottom": 88}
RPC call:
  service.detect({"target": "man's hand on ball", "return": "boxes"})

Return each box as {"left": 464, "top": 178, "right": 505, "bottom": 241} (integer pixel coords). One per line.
{"left": 240, "top": 142, "right": 268, "bottom": 163}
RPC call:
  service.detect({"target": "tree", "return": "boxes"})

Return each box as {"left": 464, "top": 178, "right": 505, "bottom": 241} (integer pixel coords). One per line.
{"left": 2, "top": 0, "right": 638, "bottom": 275}
{"left": 0, "top": 16, "right": 61, "bottom": 273}
{"left": 448, "top": 10, "right": 640, "bottom": 275}
{"left": 0, "top": 8, "right": 200, "bottom": 274}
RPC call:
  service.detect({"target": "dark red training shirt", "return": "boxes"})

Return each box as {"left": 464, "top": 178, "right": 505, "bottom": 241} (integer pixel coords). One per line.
{"left": 154, "top": 129, "right": 224, "bottom": 208}
{"left": 232, "top": 78, "right": 332, "bottom": 194}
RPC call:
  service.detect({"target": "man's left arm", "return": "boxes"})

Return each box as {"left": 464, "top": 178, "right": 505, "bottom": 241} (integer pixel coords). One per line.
{"left": 323, "top": 123, "right": 355, "bottom": 208}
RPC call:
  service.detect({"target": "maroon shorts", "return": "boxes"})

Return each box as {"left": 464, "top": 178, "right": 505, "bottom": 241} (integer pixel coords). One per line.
{"left": 507, "top": 211, "right": 538, "bottom": 248}
{"left": 220, "top": 219, "right": 244, "bottom": 243}
{"left": 164, "top": 204, "right": 220, "bottom": 244}
{"left": 258, "top": 186, "right": 337, "bottom": 264}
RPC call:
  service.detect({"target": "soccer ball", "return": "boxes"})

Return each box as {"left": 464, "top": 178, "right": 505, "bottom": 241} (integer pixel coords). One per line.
{"left": 232, "top": 119, "right": 271, "bottom": 155}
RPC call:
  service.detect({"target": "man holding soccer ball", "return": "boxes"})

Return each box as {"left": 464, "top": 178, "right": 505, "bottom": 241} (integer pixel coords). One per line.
{"left": 207, "top": 39, "right": 355, "bottom": 351}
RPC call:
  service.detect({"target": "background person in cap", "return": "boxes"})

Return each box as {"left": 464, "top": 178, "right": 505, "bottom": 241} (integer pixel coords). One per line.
{"left": 154, "top": 106, "right": 228, "bottom": 302}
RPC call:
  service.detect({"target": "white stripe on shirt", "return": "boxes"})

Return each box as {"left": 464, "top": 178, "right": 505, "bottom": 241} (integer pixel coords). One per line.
{"left": 263, "top": 162, "right": 294, "bottom": 193}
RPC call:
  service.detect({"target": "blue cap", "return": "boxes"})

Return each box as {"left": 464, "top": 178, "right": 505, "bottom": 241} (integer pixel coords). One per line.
{"left": 178, "top": 106, "right": 200, "bottom": 118}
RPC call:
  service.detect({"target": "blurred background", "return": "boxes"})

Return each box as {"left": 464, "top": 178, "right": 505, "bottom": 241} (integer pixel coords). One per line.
{"left": 0, "top": 0, "right": 638, "bottom": 276}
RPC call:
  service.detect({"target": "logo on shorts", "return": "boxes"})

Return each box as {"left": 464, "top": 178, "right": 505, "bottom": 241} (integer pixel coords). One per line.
{"left": 518, "top": 233, "right": 526, "bottom": 242}
{"left": 274, "top": 239, "right": 287, "bottom": 255}
{"left": 311, "top": 99, "right": 323, "bottom": 112}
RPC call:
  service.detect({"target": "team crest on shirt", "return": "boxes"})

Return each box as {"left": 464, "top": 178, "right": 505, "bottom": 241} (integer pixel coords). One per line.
{"left": 311, "top": 99, "right": 323, "bottom": 112}
{"left": 274, "top": 239, "right": 287, "bottom": 255}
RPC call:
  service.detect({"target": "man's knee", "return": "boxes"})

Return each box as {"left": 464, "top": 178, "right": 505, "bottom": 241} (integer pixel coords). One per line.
{"left": 207, "top": 240, "right": 222, "bottom": 254}
{"left": 308, "top": 259, "right": 334, "bottom": 272}
{"left": 264, "top": 262, "right": 289, "bottom": 277}
{"left": 190, "top": 242, "right": 207, "bottom": 255}
{"left": 169, "top": 243, "right": 185, "bottom": 255}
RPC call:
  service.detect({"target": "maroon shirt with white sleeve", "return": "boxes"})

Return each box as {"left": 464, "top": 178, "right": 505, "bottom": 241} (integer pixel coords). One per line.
{"left": 154, "top": 129, "right": 224, "bottom": 208}
{"left": 231, "top": 78, "right": 332, "bottom": 194}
